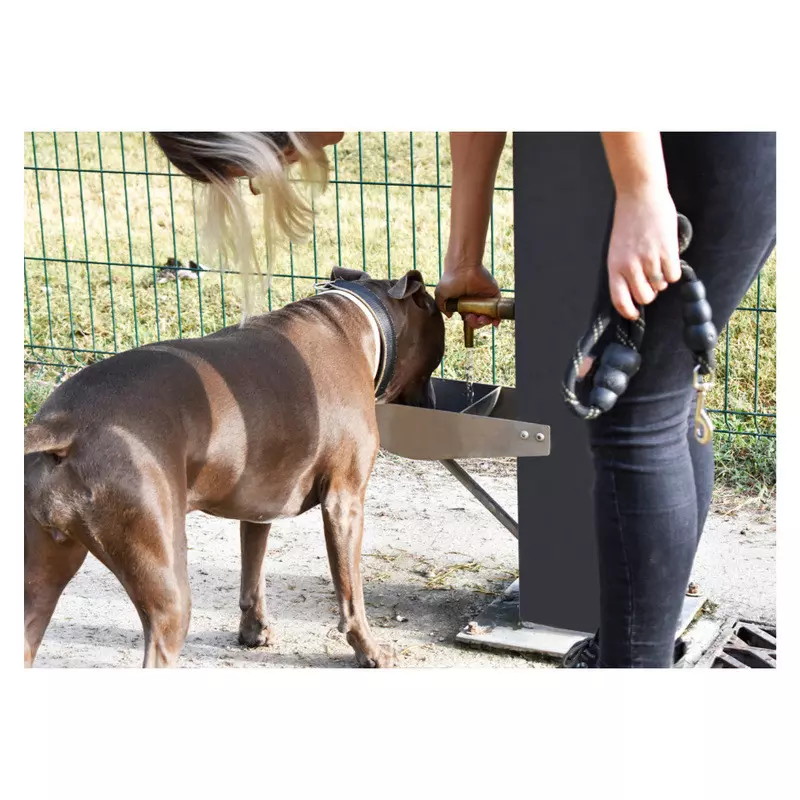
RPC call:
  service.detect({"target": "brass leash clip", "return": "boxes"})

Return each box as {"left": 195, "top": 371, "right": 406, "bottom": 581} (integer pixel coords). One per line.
{"left": 692, "top": 366, "right": 715, "bottom": 445}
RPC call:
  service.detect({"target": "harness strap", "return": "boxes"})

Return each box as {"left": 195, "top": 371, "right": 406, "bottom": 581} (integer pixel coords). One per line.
{"left": 321, "top": 289, "right": 382, "bottom": 380}
{"left": 318, "top": 279, "right": 398, "bottom": 400}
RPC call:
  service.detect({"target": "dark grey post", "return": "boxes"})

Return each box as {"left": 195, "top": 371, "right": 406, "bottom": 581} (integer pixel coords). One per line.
{"left": 513, "top": 132, "right": 615, "bottom": 633}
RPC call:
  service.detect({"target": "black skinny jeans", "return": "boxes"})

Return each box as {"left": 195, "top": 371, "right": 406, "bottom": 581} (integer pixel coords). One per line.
{"left": 588, "top": 133, "right": 776, "bottom": 668}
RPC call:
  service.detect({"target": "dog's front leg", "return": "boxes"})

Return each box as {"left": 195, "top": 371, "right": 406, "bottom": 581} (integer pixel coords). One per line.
{"left": 238, "top": 521, "right": 273, "bottom": 647}
{"left": 321, "top": 482, "right": 395, "bottom": 668}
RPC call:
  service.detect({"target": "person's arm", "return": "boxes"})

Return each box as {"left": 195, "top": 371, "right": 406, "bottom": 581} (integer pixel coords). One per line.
{"left": 600, "top": 132, "right": 680, "bottom": 319}
{"left": 446, "top": 132, "right": 507, "bottom": 272}
{"left": 435, "top": 133, "right": 506, "bottom": 329}
{"left": 601, "top": 132, "right": 669, "bottom": 193}
{"left": 435, "top": 132, "right": 679, "bottom": 328}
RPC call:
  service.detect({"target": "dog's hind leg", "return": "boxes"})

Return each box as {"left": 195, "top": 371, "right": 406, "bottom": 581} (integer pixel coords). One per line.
{"left": 96, "top": 512, "right": 191, "bottom": 668}
{"left": 24, "top": 513, "right": 88, "bottom": 667}
{"left": 321, "top": 466, "right": 395, "bottom": 668}
{"left": 135, "top": 517, "right": 191, "bottom": 668}
{"left": 238, "top": 521, "right": 273, "bottom": 647}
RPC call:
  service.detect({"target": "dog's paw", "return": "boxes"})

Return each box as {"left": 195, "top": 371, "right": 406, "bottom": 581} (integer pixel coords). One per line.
{"left": 356, "top": 643, "right": 397, "bottom": 669}
{"left": 238, "top": 619, "right": 274, "bottom": 648}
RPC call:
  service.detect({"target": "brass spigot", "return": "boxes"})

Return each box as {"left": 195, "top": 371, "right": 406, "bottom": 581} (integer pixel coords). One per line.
{"left": 444, "top": 296, "right": 516, "bottom": 348}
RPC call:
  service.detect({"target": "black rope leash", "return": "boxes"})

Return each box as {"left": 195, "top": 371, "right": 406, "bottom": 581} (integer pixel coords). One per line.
{"left": 563, "top": 214, "right": 719, "bottom": 444}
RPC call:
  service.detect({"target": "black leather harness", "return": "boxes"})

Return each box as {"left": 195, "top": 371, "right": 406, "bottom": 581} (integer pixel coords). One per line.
{"left": 317, "top": 279, "right": 398, "bottom": 400}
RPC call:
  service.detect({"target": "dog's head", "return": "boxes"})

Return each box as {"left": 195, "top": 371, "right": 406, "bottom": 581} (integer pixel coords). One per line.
{"left": 329, "top": 267, "right": 444, "bottom": 409}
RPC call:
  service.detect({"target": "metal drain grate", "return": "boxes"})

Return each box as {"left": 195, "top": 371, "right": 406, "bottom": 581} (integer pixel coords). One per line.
{"left": 702, "top": 619, "right": 776, "bottom": 668}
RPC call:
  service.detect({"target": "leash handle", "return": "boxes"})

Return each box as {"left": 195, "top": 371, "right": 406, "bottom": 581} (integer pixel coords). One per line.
{"left": 563, "top": 213, "right": 719, "bottom": 443}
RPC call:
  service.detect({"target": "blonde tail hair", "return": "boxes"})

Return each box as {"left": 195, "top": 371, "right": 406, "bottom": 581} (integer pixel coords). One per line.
{"left": 193, "top": 132, "right": 328, "bottom": 318}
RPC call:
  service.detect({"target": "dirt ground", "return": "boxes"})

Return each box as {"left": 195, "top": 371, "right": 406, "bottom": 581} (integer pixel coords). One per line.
{"left": 33, "top": 453, "right": 776, "bottom": 669}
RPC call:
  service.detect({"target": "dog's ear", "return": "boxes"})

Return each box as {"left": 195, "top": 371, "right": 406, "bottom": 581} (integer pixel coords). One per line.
{"left": 330, "top": 266, "right": 370, "bottom": 282}
{"left": 388, "top": 270, "right": 425, "bottom": 300}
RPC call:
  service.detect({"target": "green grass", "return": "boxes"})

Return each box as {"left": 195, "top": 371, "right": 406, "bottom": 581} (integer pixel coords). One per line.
{"left": 713, "top": 428, "right": 776, "bottom": 493}
{"left": 23, "top": 132, "right": 776, "bottom": 491}
{"left": 24, "top": 374, "right": 52, "bottom": 426}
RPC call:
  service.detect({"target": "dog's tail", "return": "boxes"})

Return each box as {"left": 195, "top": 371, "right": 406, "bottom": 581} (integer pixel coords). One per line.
{"left": 24, "top": 419, "right": 75, "bottom": 458}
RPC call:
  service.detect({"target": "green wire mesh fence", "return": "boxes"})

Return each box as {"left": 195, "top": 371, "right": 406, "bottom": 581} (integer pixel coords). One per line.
{"left": 23, "top": 132, "right": 776, "bottom": 441}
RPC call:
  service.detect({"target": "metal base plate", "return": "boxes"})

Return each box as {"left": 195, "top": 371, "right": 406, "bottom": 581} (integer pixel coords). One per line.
{"left": 455, "top": 579, "right": 711, "bottom": 660}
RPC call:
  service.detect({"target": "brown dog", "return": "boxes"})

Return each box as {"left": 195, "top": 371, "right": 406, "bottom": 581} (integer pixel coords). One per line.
{"left": 24, "top": 268, "right": 444, "bottom": 668}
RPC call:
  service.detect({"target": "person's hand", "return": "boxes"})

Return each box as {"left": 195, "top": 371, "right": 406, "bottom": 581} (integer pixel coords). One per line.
{"left": 435, "top": 265, "right": 501, "bottom": 329}
{"left": 607, "top": 184, "right": 681, "bottom": 320}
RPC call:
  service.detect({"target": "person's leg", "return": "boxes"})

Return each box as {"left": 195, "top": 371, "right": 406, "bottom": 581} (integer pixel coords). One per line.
{"left": 589, "top": 132, "right": 775, "bottom": 667}
{"left": 665, "top": 133, "right": 777, "bottom": 548}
